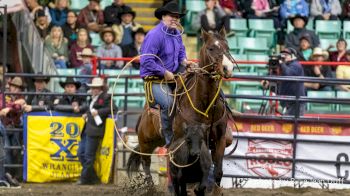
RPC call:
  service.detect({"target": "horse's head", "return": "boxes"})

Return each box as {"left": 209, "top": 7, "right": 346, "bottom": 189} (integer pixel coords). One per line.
{"left": 182, "top": 123, "right": 206, "bottom": 157}
{"left": 199, "top": 28, "right": 234, "bottom": 78}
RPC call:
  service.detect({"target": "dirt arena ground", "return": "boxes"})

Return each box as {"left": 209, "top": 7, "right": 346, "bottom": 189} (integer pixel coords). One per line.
{"left": 1, "top": 183, "right": 350, "bottom": 196}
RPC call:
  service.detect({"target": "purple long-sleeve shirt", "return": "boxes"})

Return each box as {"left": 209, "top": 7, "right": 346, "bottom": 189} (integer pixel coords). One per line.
{"left": 140, "top": 22, "right": 187, "bottom": 78}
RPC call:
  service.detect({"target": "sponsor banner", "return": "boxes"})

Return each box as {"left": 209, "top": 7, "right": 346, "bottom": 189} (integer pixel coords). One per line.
{"left": 224, "top": 119, "right": 350, "bottom": 180}
{"left": 23, "top": 112, "right": 115, "bottom": 183}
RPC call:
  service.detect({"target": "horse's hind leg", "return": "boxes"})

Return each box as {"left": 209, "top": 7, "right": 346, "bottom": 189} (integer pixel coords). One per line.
{"left": 140, "top": 143, "right": 158, "bottom": 185}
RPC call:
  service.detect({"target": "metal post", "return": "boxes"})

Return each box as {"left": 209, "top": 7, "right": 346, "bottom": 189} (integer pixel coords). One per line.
{"left": 2, "top": 5, "right": 7, "bottom": 107}
{"left": 291, "top": 92, "right": 301, "bottom": 178}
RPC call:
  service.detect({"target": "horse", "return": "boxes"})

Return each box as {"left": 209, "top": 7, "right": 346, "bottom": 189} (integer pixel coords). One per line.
{"left": 127, "top": 28, "right": 235, "bottom": 191}
{"left": 169, "top": 123, "right": 211, "bottom": 196}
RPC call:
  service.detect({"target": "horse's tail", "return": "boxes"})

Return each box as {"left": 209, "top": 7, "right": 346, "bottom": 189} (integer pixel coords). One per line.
{"left": 126, "top": 144, "right": 142, "bottom": 178}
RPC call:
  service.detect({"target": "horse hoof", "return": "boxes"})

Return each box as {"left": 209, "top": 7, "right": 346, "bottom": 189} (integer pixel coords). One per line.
{"left": 144, "top": 176, "right": 154, "bottom": 186}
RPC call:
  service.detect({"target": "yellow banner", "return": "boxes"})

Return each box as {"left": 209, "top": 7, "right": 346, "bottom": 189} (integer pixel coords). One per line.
{"left": 24, "top": 112, "right": 115, "bottom": 184}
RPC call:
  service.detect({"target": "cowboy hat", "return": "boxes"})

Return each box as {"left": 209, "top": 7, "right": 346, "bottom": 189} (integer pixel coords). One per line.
{"left": 87, "top": 77, "right": 104, "bottom": 88}
{"left": 290, "top": 14, "right": 308, "bottom": 26}
{"left": 80, "top": 48, "right": 95, "bottom": 57}
{"left": 8, "top": 77, "right": 24, "bottom": 89}
{"left": 154, "top": 1, "right": 186, "bottom": 20}
{"left": 311, "top": 47, "right": 329, "bottom": 59}
{"left": 119, "top": 7, "right": 136, "bottom": 18}
{"left": 59, "top": 77, "right": 81, "bottom": 89}
{"left": 100, "top": 27, "right": 116, "bottom": 42}
{"left": 32, "top": 72, "right": 50, "bottom": 83}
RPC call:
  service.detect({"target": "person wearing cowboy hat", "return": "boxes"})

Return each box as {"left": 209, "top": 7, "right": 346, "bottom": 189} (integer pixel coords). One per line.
{"left": 111, "top": 6, "right": 142, "bottom": 46}
{"left": 304, "top": 47, "right": 333, "bottom": 91}
{"left": 77, "top": 0, "right": 104, "bottom": 33}
{"left": 53, "top": 77, "right": 87, "bottom": 113}
{"left": 140, "top": 0, "right": 196, "bottom": 148}
{"left": 104, "top": 0, "right": 132, "bottom": 26}
{"left": 77, "top": 48, "right": 96, "bottom": 93}
{"left": 96, "top": 27, "right": 123, "bottom": 69}
{"left": 76, "top": 77, "right": 116, "bottom": 185}
{"left": 122, "top": 27, "right": 146, "bottom": 69}
{"left": 23, "top": 72, "right": 54, "bottom": 113}
{"left": 285, "top": 14, "right": 320, "bottom": 51}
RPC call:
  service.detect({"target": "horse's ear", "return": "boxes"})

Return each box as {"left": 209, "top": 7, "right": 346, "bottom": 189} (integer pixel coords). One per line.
{"left": 219, "top": 27, "right": 226, "bottom": 38}
{"left": 201, "top": 28, "right": 210, "bottom": 43}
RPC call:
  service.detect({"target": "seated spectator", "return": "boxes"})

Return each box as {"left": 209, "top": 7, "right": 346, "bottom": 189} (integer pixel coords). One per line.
{"left": 195, "top": 0, "right": 230, "bottom": 33}
{"left": 25, "top": 0, "right": 51, "bottom": 21}
{"left": 239, "top": 0, "right": 255, "bottom": 18}
{"left": 49, "top": 0, "right": 68, "bottom": 27}
{"left": 53, "top": 77, "right": 86, "bottom": 113}
{"left": 297, "top": 35, "right": 313, "bottom": 61}
{"left": 24, "top": 73, "right": 53, "bottom": 112}
{"left": 62, "top": 11, "right": 81, "bottom": 47}
{"left": 310, "top": 0, "right": 341, "bottom": 20}
{"left": 69, "top": 28, "right": 94, "bottom": 68}
{"left": 328, "top": 38, "right": 347, "bottom": 70}
{"left": 280, "top": 0, "right": 309, "bottom": 28}
{"left": 304, "top": 47, "right": 333, "bottom": 91}
{"left": 112, "top": 7, "right": 142, "bottom": 46}
{"left": 96, "top": 27, "right": 123, "bottom": 69}
{"left": 44, "top": 26, "right": 69, "bottom": 68}
{"left": 285, "top": 15, "right": 320, "bottom": 50}
{"left": 104, "top": 0, "right": 131, "bottom": 26}
{"left": 122, "top": 27, "right": 146, "bottom": 69}
{"left": 77, "top": 0, "right": 104, "bottom": 33}
{"left": 35, "top": 9, "right": 52, "bottom": 39}
{"left": 78, "top": 48, "right": 95, "bottom": 92}
{"left": 218, "top": 0, "right": 243, "bottom": 18}
{"left": 342, "top": 0, "right": 350, "bottom": 20}
{"left": 336, "top": 50, "right": 350, "bottom": 91}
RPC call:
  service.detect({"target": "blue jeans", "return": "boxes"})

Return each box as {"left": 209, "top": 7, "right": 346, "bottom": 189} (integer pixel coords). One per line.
{"left": 77, "top": 132, "right": 101, "bottom": 184}
{"left": 151, "top": 83, "right": 174, "bottom": 146}
{"left": 54, "top": 60, "right": 67, "bottom": 68}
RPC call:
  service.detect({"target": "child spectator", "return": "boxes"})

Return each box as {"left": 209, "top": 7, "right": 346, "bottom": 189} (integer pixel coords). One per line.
{"left": 49, "top": 0, "right": 69, "bottom": 27}
{"left": 310, "top": 0, "right": 341, "bottom": 20}
{"left": 77, "top": 0, "right": 104, "bottom": 33}
{"left": 78, "top": 48, "right": 95, "bottom": 92}
{"left": 104, "top": 0, "right": 131, "bottom": 26}
{"left": 96, "top": 27, "right": 123, "bottom": 69}
{"left": 304, "top": 47, "right": 333, "bottom": 91}
{"left": 112, "top": 7, "right": 142, "bottom": 46}
{"left": 297, "top": 35, "right": 313, "bottom": 61}
{"left": 35, "top": 9, "right": 52, "bottom": 39}
{"left": 285, "top": 15, "right": 320, "bottom": 50}
{"left": 62, "top": 11, "right": 81, "bottom": 47}
{"left": 69, "top": 28, "right": 94, "bottom": 68}
{"left": 328, "top": 38, "right": 347, "bottom": 71}
{"left": 336, "top": 50, "right": 350, "bottom": 91}
{"left": 122, "top": 27, "right": 146, "bottom": 69}
{"left": 44, "top": 26, "right": 69, "bottom": 68}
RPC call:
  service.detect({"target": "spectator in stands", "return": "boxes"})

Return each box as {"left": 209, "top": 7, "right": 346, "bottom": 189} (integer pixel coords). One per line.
{"left": 25, "top": 0, "right": 51, "bottom": 21}
{"left": 0, "top": 77, "right": 26, "bottom": 177}
{"left": 77, "top": 0, "right": 104, "bottom": 33}
{"left": 49, "top": 0, "right": 68, "bottom": 27}
{"left": 219, "top": 0, "right": 243, "bottom": 17}
{"left": 23, "top": 73, "right": 53, "bottom": 112}
{"left": 96, "top": 27, "right": 123, "bottom": 69}
{"left": 341, "top": 0, "right": 350, "bottom": 20}
{"left": 122, "top": 27, "right": 146, "bottom": 69}
{"left": 336, "top": 50, "right": 350, "bottom": 91}
{"left": 44, "top": 26, "right": 69, "bottom": 68}
{"left": 77, "top": 77, "right": 114, "bottom": 185}
{"left": 297, "top": 35, "right": 314, "bottom": 61}
{"left": 62, "top": 11, "right": 81, "bottom": 47}
{"left": 239, "top": 0, "right": 255, "bottom": 18}
{"left": 279, "top": 47, "right": 306, "bottom": 116}
{"left": 104, "top": 0, "right": 131, "bottom": 26}
{"left": 328, "top": 38, "right": 347, "bottom": 70}
{"left": 280, "top": 0, "right": 309, "bottom": 28}
{"left": 304, "top": 47, "right": 333, "bottom": 90}
{"left": 53, "top": 77, "right": 86, "bottom": 113}
{"left": 112, "top": 7, "right": 142, "bottom": 46}
{"left": 285, "top": 15, "right": 320, "bottom": 50}
{"left": 35, "top": 9, "right": 52, "bottom": 39}
{"left": 310, "top": 0, "right": 341, "bottom": 20}
{"left": 78, "top": 48, "right": 95, "bottom": 93}
{"left": 195, "top": 0, "right": 230, "bottom": 33}
{"left": 69, "top": 28, "right": 94, "bottom": 68}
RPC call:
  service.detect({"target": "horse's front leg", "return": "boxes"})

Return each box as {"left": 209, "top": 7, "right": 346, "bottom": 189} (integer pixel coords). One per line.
{"left": 212, "top": 126, "right": 227, "bottom": 186}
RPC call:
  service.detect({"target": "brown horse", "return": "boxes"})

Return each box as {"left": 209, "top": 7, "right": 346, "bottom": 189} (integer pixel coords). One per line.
{"left": 127, "top": 28, "right": 234, "bottom": 189}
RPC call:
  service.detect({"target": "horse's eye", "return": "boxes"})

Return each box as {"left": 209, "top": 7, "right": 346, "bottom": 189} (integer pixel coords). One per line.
{"left": 207, "top": 47, "right": 214, "bottom": 51}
